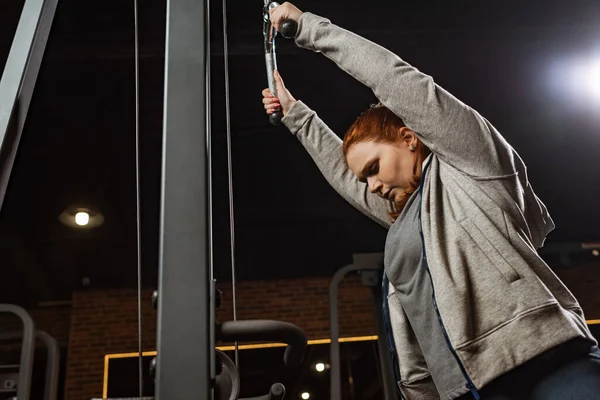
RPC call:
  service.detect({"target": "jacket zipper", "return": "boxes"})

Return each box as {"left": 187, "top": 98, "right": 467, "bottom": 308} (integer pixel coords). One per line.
{"left": 417, "top": 159, "right": 480, "bottom": 400}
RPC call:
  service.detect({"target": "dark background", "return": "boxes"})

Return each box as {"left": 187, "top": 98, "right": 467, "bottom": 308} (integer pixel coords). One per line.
{"left": 1, "top": 0, "right": 599, "bottom": 307}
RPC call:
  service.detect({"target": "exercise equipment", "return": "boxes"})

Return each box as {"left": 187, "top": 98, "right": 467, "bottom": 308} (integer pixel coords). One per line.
{"left": 329, "top": 253, "right": 397, "bottom": 400}
{"left": 148, "top": 0, "right": 307, "bottom": 398}
{"left": 262, "top": 1, "right": 298, "bottom": 125}
{"left": 150, "top": 290, "right": 307, "bottom": 399}
{"left": 0, "top": 304, "right": 60, "bottom": 400}
{"left": 0, "top": 0, "right": 308, "bottom": 398}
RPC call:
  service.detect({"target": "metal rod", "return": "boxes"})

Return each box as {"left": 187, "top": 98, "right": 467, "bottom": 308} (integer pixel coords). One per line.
{"left": 0, "top": 304, "right": 36, "bottom": 400}
{"left": 155, "top": 0, "right": 213, "bottom": 398}
{"left": 369, "top": 283, "right": 398, "bottom": 400}
{"left": 222, "top": 0, "right": 240, "bottom": 367}
{"left": 0, "top": 0, "right": 59, "bottom": 211}
{"left": 329, "top": 253, "right": 389, "bottom": 400}
{"left": 36, "top": 331, "right": 60, "bottom": 400}
{"left": 132, "top": 0, "right": 144, "bottom": 396}
{"left": 329, "top": 264, "right": 354, "bottom": 400}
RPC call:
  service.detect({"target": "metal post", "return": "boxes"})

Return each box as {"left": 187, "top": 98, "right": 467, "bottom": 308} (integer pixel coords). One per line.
{"left": 155, "top": 0, "right": 213, "bottom": 398}
{"left": 0, "top": 0, "right": 59, "bottom": 210}
{"left": 366, "top": 277, "right": 398, "bottom": 400}
{"left": 329, "top": 263, "right": 355, "bottom": 400}
{"left": 0, "top": 304, "right": 36, "bottom": 400}
{"left": 329, "top": 253, "right": 393, "bottom": 400}
{"left": 36, "top": 331, "right": 59, "bottom": 400}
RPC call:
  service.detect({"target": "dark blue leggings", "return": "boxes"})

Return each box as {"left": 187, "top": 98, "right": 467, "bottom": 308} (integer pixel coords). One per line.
{"left": 457, "top": 340, "right": 600, "bottom": 400}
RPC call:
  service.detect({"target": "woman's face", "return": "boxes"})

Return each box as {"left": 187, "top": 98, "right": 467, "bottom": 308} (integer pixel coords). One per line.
{"left": 346, "top": 134, "right": 417, "bottom": 204}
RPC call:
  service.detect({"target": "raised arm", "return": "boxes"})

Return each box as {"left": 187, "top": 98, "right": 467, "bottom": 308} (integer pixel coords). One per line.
{"left": 272, "top": 5, "right": 518, "bottom": 178}
{"left": 262, "top": 70, "right": 394, "bottom": 228}
{"left": 282, "top": 100, "right": 394, "bottom": 229}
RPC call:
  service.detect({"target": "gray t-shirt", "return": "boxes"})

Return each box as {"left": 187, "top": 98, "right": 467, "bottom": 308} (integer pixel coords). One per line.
{"left": 384, "top": 181, "right": 468, "bottom": 400}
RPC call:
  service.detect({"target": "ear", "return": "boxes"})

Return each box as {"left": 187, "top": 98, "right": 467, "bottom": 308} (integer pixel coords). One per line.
{"left": 399, "top": 127, "right": 418, "bottom": 151}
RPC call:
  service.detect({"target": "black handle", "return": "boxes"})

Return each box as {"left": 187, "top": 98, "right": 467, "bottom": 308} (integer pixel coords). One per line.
{"left": 217, "top": 320, "right": 307, "bottom": 368}
{"left": 279, "top": 19, "right": 297, "bottom": 39}
{"left": 240, "top": 382, "right": 286, "bottom": 400}
{"left": 269, "top": 110, "right": 283, "bottom": 126}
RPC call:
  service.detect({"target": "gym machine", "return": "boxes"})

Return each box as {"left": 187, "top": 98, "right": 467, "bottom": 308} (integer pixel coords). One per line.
{"left": 0, "top": 305, "right": 60, "bottom": 400}
{"left": 329, "top": 253, "right": 397, "bottom": 400}
{"left": 155, "top": 0, "right": 307, "bottom": 398}
{"left": 0, "top": 0, "right": 62, "bottom": 395}
{"left": 0, "top": 0, "right": 308, "bottom": 399}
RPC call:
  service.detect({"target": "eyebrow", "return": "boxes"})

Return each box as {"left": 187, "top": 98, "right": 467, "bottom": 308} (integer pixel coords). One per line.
{"left": 358, "top": 158, "right": 377, "bottom": 183}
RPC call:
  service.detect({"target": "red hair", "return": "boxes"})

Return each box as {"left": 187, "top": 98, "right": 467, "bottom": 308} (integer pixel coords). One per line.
{"left": 342, "top": 103, "right": 430, "bottom": 220}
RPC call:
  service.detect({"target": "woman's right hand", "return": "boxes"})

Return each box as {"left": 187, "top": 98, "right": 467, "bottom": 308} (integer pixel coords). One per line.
{"left": 262, "top": 70, "right": 297, "bottom": 117}
{"left": 269, "top": 2, "right": 303, "bottom": 34}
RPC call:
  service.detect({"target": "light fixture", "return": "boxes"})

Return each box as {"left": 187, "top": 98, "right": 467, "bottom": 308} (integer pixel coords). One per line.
{"left": 315, "top": 362, "right": 325, "bottom": 372}
{"left": 59, "top": 205, "right": 104, "bottom": 229}
{"left": 547, "top": 54, "right": 600, "bottom": 109}
{"left": 301, "top": 392, "right": 310, "bottom": 400}
{"left": 75, "top": 212, "right": 90, "bottom": 226}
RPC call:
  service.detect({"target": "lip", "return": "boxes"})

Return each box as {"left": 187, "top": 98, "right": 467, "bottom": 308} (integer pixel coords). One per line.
{"left": 382, "top": 190, "right": 392, "bottom": 200}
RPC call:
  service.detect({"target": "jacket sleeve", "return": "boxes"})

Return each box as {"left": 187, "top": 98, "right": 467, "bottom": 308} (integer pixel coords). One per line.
{"left": 282, "top": 100, "right": 393, "bottom": 229}
{"left": 294, "top": 12, "right": 517, "bottom": 178}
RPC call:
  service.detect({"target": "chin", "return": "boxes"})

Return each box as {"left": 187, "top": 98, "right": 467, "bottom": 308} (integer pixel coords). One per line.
{"left": 391, "top": 189, "right": 408, "bottom": 206}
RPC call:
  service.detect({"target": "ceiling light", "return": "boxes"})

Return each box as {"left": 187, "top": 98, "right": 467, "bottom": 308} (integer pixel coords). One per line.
{"left": 301, "top": 393, "right": 310, "bottom": 400}
{"left": 547, "top": 55, "right": 600, "bottom": 109}
{"left": 315, "top": 362, "right": 325, "bottom": 372}
{"left": 59, "top": 205, "right": 104, "bottom": 230}
{"left": 75, "top": 212, "right": 90, "bottom": 226}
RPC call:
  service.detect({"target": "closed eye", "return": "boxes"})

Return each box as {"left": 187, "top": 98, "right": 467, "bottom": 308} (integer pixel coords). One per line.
{"left": 358, "top": 159, "right": 379, "bottom": 183}
{"left": 369, "top": 161, "right": 379, "bottom": 176}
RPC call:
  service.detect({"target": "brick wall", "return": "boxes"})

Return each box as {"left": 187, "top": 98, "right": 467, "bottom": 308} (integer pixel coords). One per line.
{"left": 63, "top": 274, "right": 375, "bottom": 400}
{"left": 60, "top": 264, "right": 600, "bottom": 400}
{"left": 0, "top": 264, "right": 598, "bottom": 400}
{"left": 64, "top": 289, "right": 158, "bottom": 400}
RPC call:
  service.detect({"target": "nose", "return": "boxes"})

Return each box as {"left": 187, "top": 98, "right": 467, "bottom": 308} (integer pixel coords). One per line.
{"left": 367, "top": 176, "right": 382, "bottom": 194}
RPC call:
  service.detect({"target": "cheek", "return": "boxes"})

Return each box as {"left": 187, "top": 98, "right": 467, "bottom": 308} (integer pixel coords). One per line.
{"left": 402, "top": 156, "right": 415, "bottom": 181}
{"left": 396, "top": 155, "right": 414, "bottom": 186}
{"left": 381, "top": 159, "right": 402, "bottom": 185}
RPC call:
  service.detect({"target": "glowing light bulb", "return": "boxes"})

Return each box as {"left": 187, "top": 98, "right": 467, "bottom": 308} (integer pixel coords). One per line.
{"left": 588, "top": 61, "right": 600, "bottom": 98}
{"left": 301, "top": 393, "right": 310, "bottom": 400}
{"left": 75, "top": 212, "right": 90, "bottom": 226}
{"left": 315, "top": 362, "right": 325, "bottom": 372}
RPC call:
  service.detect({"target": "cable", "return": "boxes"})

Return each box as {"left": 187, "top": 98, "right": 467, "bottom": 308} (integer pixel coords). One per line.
{"left": 207, "top": 0, "right": 216, "bottom": 381}
{"left": 221, "top": 0, "right": 239, "bottom": 367}
{"left": 133, "top": 0, "right": 144, "bottom": 397}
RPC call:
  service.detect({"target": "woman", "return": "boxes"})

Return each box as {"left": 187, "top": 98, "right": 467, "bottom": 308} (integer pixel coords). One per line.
{"left": 262, "top": 3, "right": 600, "bottom": 399}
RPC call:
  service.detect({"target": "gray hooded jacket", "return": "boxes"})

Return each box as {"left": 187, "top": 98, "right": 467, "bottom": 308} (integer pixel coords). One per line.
{"left": 281, "top": 11, "right": 597, "bottom": 399}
